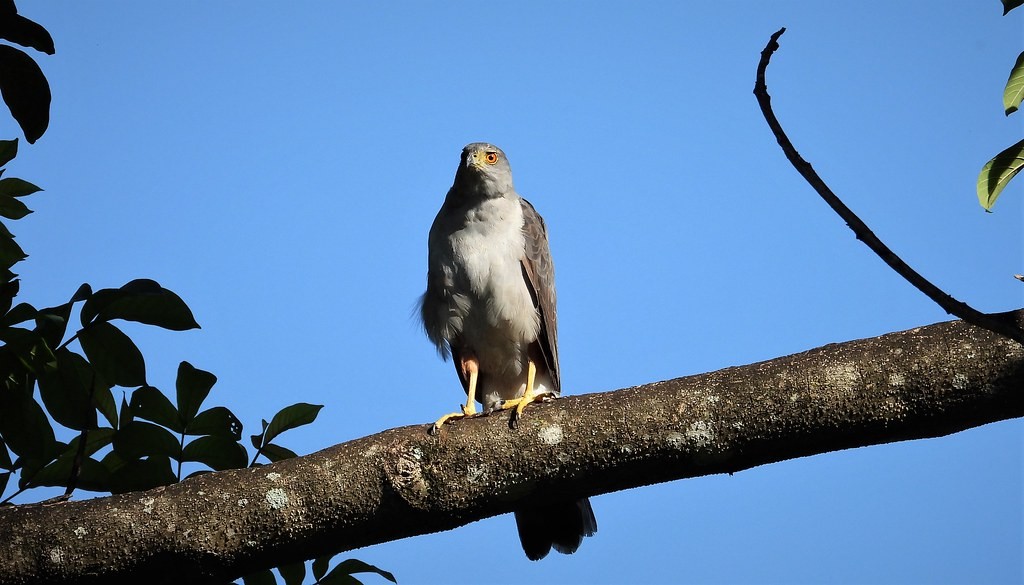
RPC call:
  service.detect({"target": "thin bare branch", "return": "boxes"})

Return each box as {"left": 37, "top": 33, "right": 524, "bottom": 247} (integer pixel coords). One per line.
{"left": 753, "top": 28, "right": 1024, "bottom": 345}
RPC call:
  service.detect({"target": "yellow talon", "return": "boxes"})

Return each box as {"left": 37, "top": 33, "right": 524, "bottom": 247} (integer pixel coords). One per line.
{"left": 430, "top": 357, "right": 479, "bottom": 434}
{"left": 500, "top": 360, "right": 554, "bottom": 426}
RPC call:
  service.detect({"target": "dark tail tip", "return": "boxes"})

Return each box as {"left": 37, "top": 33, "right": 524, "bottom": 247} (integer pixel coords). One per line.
{"left": 515, "top": 498, "right": 597, "bottom": 561}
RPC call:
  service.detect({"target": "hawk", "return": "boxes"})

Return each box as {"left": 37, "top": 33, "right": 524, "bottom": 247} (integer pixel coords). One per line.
{"left": 420, "top": 143, "right": 597, "bottom": 560}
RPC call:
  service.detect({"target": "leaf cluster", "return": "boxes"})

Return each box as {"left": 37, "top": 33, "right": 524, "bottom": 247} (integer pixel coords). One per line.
{"left": 0, "top": 4, "right": 394, "bottom": 583}
{"left": 976, "top": 0, "right": 1024, "bottom": 210}
{"left": 0, "top": 1, "right": 51, "bottom": 143}
{"left": 0, "top": 228, "right": 321, "bottom": 501}
{"left": 0, "top": 167, "right": 383, "bottom": 582}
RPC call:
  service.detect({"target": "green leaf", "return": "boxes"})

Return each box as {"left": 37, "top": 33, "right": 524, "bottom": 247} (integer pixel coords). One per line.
{"left": 278, "top": 562, "right": 306, "bottom": 585}
{"left": 93, "top": 384, "right": 118, "bottom": 429}
{"left": 250, "top": 419, "right": 269, "bottom": 450}
{"left": 80, "top": 279, "right": 200, "bottom": 331}
{"left": 128, "top": 386, "right": 183, "bottom": 433}
{"left": 0, "top": 11, "right": 55, "bottom": 54}
{"left": 0, "top": 271, "right": 18, "bottom": 316}
{"left": 99, "top": 449, "right": 126, "bottom": 474}
{"left": 0, "top": 139, "right": 17, "bottom": 168}
{"left": 0, "top": 194, "right": 30, "bottom": 219}
{"left": 0, "top": 233, "right": 26, "bottom": 270}
{"left": 263, "top": 403, "right": 323, "bottom": 446}
{"left": 175, "top": 361, "right": 216, "bottom": 425}
{"left": 35, "top": 310, "right": 71, "bottom": 349}
{"left": 0, "top": 436, "right": 13, "bottom": 470}
{"left": 28, "top": 432, "right": 115, "bottom": 492}
{"left": 35, "top": 283, "right": 92, "bottom": 349}
{"left": 0, "top": 301, "right": 34, "bottom": 326}
{"left": 331, "top": 559, "right": 397, "bottom": 584}
{"left": 118, "top": 392, "right": 134, "bottom": 429}
{"left": 0, "top": 347, "right": 26, "bottom": 385}
{"left": 30, "top": 455, "right": 110, "bottom": 492}
{"left": 0, "top": 388, "right": 56, "bottom": 460}
{"left": 106, "top": 454, "right": 177, "bottom": 494}
{"left": 977, "top": 138, "right": 1024, "bottom": 210}
{"left": 1003, "top": 0, "right": 1023, "bottom": 15}
{"left": 63, "top": 427, "right": 116, "bottom": 459}
{"left": 181, "top": 435, "right": 247, "bottom": 471}
{"left": 113, "top": 421, "right": 182, "bottom": 460}
{"left": 71, "top": 282, "right": 93, "bottom": 301}
{"left": 1004, "top": 52, "right": 1024, "bottom": 115}
{"left": 78, "top": 322, "right": 147, "bottom": 387}
{"left": 17, "top": 447, "right": 61, "bottom": 489}
{"left": 0, "top": 323, "right": 33, "bottom": 345}
{"left": 260, "top": 443, "right": 298, "bottom": 463}
{"left": 76, "top": 457, "right": 113, "bottom": 492}
{"left": 312, "top": 556, "right": 331, "bottom": 581}
{"left": 0, "top": 470, "right": 9, "bottom": 496}
{"left": 186, "top": 406, "right": 242, "bottom": 439}
{"left": 0, "top": 325, "right": 41, "bottom": 374}
{"left": 0, "top": 177, "right": 41, "bottom": 198}
{"left": 241, "top": 570, "right": 277, "bottom": 585}
{"left": 318, "top": 570, "right": 362, "bottom": 585}
{"left": 37, "top": 349, "right": 101, "bottom": 431}
{"left": 0, "top": 45, "right": 51, "bottom": 144}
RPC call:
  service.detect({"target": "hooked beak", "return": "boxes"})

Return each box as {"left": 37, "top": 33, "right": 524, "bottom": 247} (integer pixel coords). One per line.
{"left": 464, "top": 150, "right": 484, "bottom": 171}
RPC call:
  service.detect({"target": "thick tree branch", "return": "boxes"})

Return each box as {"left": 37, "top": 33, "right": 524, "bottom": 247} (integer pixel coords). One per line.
{"left": 754, "top": 28, "right": 1024, "bottom": 345}
{"left": 1, "top": 312, "right": 1022, "bottom": 585}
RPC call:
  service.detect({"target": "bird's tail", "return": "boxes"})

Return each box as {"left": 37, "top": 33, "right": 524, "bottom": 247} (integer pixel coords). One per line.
{"left": 514, "top": 497, "right": 597, "bottom": 561}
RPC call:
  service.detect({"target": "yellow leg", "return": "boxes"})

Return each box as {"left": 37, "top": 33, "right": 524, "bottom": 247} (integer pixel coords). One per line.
{"left": 430, "top": 359, "right": 479, "bottom": 434}
{"left": 462, "top": 365, "right": 479, "bottom": 416}
{"left": 500, "top": 359, "right": 555, "bottom": 426}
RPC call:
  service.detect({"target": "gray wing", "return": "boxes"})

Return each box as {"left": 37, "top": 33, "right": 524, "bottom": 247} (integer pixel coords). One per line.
{"left": 420, "top": 191, "right": 457, "bottom": 351}
{"left": 519, "top": 197, "right": 559, "bottom": 393}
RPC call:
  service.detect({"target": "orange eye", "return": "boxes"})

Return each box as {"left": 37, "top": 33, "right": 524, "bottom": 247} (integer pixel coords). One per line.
{"left": 484, "top": 152, "right": 498, "bottom": 164}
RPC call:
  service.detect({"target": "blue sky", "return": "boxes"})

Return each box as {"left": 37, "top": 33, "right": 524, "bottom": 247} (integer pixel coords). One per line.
{"left": 7, "top": 2, "right": 1023, "bottom": 584}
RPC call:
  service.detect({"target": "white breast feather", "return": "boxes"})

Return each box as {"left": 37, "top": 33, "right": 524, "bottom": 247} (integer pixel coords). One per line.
{"left": 453, "top": 197, "right": 539, "bottom": 338}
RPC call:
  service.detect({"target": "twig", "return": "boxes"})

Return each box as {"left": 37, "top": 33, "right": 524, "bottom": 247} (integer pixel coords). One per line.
{"left": 66, "top": 370, "right": 100, "bottom": 497}
{"left": 65, "top": 428, "right": 88, "bottom": 497}
{"left": 753, "top": 28, "right": 1024, "bottom": 345}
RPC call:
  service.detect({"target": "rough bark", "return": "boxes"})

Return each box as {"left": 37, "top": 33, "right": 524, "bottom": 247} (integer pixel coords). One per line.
{"left": 1, "top": 312, "right": 1022, "bottom": 585}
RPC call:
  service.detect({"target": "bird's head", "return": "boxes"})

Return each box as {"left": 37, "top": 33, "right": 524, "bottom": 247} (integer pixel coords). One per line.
{"left": 454, "top": 142, "right": 515, "bottom": 197}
